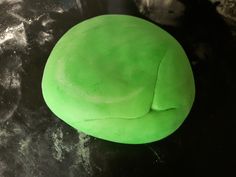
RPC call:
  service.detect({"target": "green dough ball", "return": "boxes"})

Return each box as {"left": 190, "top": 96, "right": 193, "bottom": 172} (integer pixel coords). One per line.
{"left": 42, "top": 15, "right": 195, "bottom": 144}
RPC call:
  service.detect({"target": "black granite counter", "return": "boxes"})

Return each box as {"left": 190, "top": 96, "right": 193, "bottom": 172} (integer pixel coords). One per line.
{"left": 0, "top": 0, "right": 235, "bottom": 177}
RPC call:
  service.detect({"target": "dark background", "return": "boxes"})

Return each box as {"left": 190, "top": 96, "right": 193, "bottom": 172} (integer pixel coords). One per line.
{"left": 0, "top": 0, "right": 235, "bottom": 177}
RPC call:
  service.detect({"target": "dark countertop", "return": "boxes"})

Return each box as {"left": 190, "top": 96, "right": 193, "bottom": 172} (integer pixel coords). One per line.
{"left": 0, "top": 0, "right": 235, "bottom": 177}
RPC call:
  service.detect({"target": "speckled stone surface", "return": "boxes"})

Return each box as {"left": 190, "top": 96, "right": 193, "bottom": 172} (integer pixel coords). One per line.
{"left": 0, "top": 0, "right": 235, "bottom": 177}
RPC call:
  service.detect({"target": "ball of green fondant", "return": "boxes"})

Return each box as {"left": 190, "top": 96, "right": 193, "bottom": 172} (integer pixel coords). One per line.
{"left": 42, "top": 15, "right": 195, "bottom": 144}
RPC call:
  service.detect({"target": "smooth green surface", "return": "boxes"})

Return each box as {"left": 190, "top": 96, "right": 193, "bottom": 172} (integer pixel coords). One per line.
{"left": 42, "top": 15, "right": 195, "bottom": 144}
